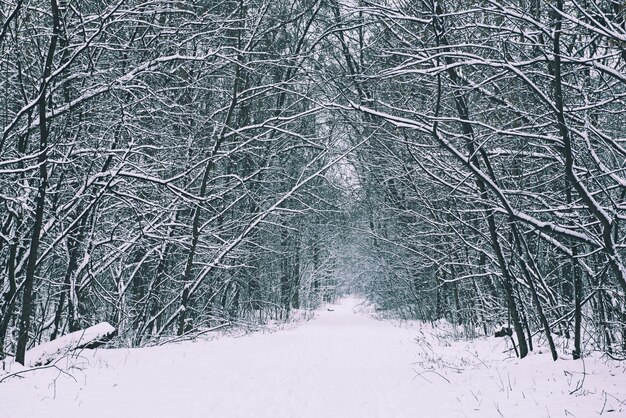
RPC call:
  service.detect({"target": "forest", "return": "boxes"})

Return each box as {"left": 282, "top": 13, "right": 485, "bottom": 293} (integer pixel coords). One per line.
{"left": 0, "top": 0, "right": 625, "bottom": 370}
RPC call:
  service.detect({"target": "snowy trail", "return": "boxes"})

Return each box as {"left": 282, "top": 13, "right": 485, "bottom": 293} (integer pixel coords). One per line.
{"left": 2, "top": 297, "right": 625, "bottom": 418}
{"left": 3, "top": 298, "right": 441, "bottom": 418}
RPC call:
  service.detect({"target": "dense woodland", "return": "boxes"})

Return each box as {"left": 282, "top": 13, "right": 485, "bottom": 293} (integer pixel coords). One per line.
{"left": 0, "top": 0, "right": 625, "bottom": 365}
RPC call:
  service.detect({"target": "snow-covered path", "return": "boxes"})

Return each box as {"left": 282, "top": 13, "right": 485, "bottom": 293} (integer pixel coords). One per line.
{"left": 3, "top": 298, "right": 439, "bottom": 418}
{"left": 2, "top": 297, "right": 625, "bottom": 417}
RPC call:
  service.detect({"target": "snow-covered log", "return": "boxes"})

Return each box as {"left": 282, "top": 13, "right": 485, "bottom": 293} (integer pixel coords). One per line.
{"left": 25, "top": 323, "right": 116, "bottom": 367}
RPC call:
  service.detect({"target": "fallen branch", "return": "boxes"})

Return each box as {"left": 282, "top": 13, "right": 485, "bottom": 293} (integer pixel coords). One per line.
{"left": 157, "top": 323, "right": 230, "bottom": 346}
{"left": 25, "top": 322, "right": 116, "bottom": 367}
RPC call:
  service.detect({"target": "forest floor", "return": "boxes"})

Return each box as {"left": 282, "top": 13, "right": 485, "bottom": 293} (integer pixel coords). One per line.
{"left": 1, "top": 297, "right": 625, "bottom": 418}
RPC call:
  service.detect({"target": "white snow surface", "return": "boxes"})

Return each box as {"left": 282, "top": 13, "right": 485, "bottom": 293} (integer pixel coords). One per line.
{"left": 1, "top": 297, "right": 625, "bottom": 417}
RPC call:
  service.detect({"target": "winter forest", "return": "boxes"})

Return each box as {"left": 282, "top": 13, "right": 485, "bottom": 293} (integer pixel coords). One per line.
{"left": 1, "top": 0, "right": 626, "bottom": 416}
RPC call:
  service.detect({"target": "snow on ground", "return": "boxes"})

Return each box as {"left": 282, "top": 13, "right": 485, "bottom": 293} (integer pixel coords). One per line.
{"left": 1, "top": 297, "right": 625, "bottom": 418}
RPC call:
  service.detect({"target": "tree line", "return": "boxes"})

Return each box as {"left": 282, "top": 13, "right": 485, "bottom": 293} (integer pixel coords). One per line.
{"left": 344, "top": 0, "right": 626, "bottom": 361}
{"left": 1, "top": 0, "right": 624, "bottom": 364}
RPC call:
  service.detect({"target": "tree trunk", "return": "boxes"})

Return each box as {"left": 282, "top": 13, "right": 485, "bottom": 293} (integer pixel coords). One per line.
{"left": 15, "top": 0, "right": 60, "bottom": 365}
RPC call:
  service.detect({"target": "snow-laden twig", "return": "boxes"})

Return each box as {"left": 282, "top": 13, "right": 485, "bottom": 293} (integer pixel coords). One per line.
{"left": 0, "top": 352, "right": 76, "bottom": 384}
{"left": 156, "top": 323, "right": 230, "bottom": 346}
